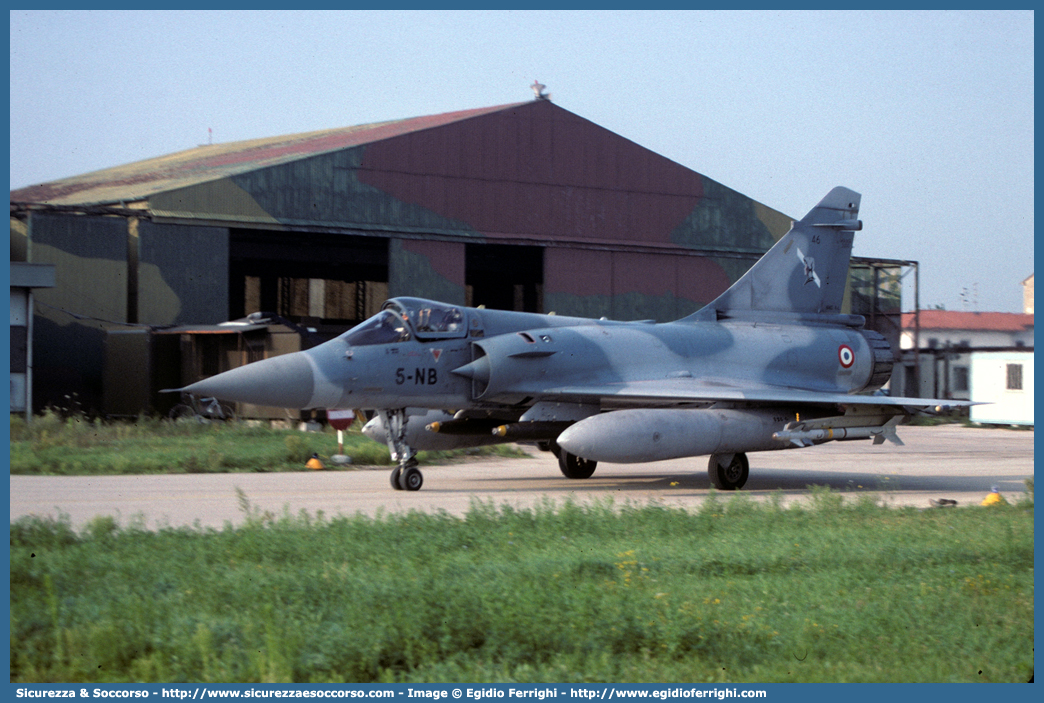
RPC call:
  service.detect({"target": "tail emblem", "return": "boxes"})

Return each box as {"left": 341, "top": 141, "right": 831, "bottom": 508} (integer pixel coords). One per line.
{"left": 796, "top": 247, "right": 820, "bottom": 287}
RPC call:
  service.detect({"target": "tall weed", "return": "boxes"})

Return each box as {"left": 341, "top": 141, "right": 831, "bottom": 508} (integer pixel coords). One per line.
{"left": 9, "top": 499, "right": 1034, "bottom": 683}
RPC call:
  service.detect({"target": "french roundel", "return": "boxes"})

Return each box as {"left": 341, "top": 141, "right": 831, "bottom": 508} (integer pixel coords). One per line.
{"left": 838, "top": 344, "right": 855, "bottom": 368}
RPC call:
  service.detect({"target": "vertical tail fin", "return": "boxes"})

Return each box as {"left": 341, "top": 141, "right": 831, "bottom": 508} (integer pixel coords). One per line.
{"left": 695, "top": 187, "right": 862, "bottom": 319}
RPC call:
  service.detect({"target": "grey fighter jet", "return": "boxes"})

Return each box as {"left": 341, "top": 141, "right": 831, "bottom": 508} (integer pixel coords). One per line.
{"left": 176, "top": 187, "right": 967, "bottom": 491}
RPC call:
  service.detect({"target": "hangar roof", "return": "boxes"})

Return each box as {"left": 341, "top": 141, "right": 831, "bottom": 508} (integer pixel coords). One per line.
{"left": 12, "top": 99, "right": 795, "bottom": 257}
{"left": 10, "top": 103, "right": 526, "bottom": 207}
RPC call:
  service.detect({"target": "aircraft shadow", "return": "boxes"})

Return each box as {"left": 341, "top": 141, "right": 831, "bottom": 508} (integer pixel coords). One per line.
{"left": 467, "top": 466, "right": 1029, "bottom": 497}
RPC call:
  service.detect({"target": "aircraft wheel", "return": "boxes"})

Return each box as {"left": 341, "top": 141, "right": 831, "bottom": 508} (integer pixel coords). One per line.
{"left": 390, "top": 466, "right": 404, "bottom": 491}
{"left": 708, "top": 453, "right": 749, "bottom": 490}
{"left": 558, "top": 451, "right": 597, "bottom": 479}
{"left": 398, "top": 466, "right": 424, "bottom": 491}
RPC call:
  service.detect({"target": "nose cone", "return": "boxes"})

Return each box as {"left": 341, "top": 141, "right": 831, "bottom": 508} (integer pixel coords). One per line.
{"left": 451, "top": 355, "right": 490, "bottom": 384}
{"left": 180, "top": 352, "right": 316, "bottom": 409}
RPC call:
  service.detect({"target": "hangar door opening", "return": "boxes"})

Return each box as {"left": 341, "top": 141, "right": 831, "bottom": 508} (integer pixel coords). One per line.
{"left": 465, "top": 244, "right": 544, "bottom": 313}
{"left": 229, "top": 229, "right": 389, "bottom": 337}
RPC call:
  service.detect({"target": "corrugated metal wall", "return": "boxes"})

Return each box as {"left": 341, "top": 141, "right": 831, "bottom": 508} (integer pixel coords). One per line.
{"left": 389, "top": 239, "right": 466, "bottom": 304}
{"left": 138, "top": 222, "right": 229, "bottom": 325}
{"left": 358, "top": 101, "right": 709, "bottom": 244}
{"left": 146, "top": 101, "right": 790, "bottom": 252}
{"left": 142, "top": 100, "right": 791, "bottom": 322}
{"left": 544, "top": 248, "right": 735, "bottom": 321}
{"left": 28, "top": 212, "right": 129, "bottom": 412}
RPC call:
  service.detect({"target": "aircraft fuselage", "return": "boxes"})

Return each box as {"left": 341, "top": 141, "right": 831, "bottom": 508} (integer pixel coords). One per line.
{"left": 209, "top": 302, "right": 888, "bottom": 413}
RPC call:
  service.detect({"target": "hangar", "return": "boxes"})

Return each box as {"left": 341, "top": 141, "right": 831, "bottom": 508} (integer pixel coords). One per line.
{"left": 10, "top": 97, "right": 903, "bottom": 415}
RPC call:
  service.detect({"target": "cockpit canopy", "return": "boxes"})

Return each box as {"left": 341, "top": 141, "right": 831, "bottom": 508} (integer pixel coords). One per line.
{"left": 338, "top": 310, "right": 411, "bottom": 346}
{"left": 337, "top": 298, "right": 467, "bottom": 347}
{"left": 384, "top": 298, "right": 467, "bottom": 340}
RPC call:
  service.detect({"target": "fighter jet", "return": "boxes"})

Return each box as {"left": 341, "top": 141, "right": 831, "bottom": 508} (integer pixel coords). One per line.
{"left": 176, "top": 187, "right": 968, "bottom": 491}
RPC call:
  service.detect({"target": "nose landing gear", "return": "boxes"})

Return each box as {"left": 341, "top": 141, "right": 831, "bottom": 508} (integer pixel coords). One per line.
{"left": 379, "top": 408, "right": 424, "bottom": 491}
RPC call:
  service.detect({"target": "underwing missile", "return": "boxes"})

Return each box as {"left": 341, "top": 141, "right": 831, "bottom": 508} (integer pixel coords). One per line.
{"left": 773, "top": 417, "right": 904, "bottom": 447}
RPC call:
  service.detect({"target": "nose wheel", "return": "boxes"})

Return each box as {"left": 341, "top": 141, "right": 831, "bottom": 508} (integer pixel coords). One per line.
{"left": 390, "top": 460, "right": 424, "bottom": 491}
{"left": 380, "top": 408, "right": 424, "bottom": 491}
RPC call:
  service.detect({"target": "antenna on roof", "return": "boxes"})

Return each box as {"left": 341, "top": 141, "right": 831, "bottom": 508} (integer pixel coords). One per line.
{"left": 531, "top": 80, "right": 550, "bottom": 101}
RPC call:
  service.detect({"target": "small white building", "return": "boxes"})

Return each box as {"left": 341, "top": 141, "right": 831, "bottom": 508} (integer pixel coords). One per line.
{"left": 970, "top": 351, "right": 1034, "bottom": 426}
{"left": 896, "top": 310, "right": 1034, "bottom": 401}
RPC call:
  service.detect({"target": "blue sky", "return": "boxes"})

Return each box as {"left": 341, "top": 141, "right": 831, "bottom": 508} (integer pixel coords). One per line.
{"left": 9, "top": 10, "right": 1034, "bottom": 313}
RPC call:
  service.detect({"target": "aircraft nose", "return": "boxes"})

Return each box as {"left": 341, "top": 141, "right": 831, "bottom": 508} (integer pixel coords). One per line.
{"left": 179, "top": 351, "right": 316, "bottom": 409}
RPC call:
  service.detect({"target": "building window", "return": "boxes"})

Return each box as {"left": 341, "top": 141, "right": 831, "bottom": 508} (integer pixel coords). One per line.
{"left": 1006, "top": 364, "right": 1023, "bottom": 391}
{"left": 903, "top": 364, "right": 919, "bottom": 397}
{"left": 953, "top": 366, "right": 969, "bottom": 392}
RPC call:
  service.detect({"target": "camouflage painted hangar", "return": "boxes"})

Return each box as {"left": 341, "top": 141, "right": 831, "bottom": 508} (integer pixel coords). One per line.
{"left": 10, "top": 98, "right": 903, "bottom": 415}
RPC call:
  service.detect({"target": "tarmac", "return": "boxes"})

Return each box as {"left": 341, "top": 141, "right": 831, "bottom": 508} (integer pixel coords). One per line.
{"left": 8, "top": 424, "right": 1034, "bottom": 531}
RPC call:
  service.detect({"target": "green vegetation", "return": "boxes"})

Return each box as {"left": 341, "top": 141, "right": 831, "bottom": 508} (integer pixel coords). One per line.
{"left": 9, "top": 411, "right": 524, "bottom": 475}
{"left": 10, "top": 491, "right": 1033, "bottom": 683}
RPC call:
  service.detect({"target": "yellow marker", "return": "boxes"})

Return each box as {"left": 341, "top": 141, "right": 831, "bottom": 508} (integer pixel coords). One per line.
{"left": 981, "top": 491, "right": 1007, "bottom": 507}
{"left": 306, "top": 453, "right": 325, "bottom": 470}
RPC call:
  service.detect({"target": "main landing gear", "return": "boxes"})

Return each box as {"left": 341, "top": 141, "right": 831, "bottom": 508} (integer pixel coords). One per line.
{"left": 708, "top": 452, "right": 749, "bottom": 490}
{"left": 379, "top": 408, "right": 423, "bottom": 491}
{"left": 543, "top": 440, "right": 598, "bottom": 479}
{"left": 558, "top": 451, "right": 597, "bottom": 479}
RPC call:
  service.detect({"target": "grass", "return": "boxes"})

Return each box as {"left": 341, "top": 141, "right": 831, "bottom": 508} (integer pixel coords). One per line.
{"left": 9, "top": 491, "right": 1034, "bottom": 684}
{"left": 9, "top": 411, "right": 525, "bottom": 475}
